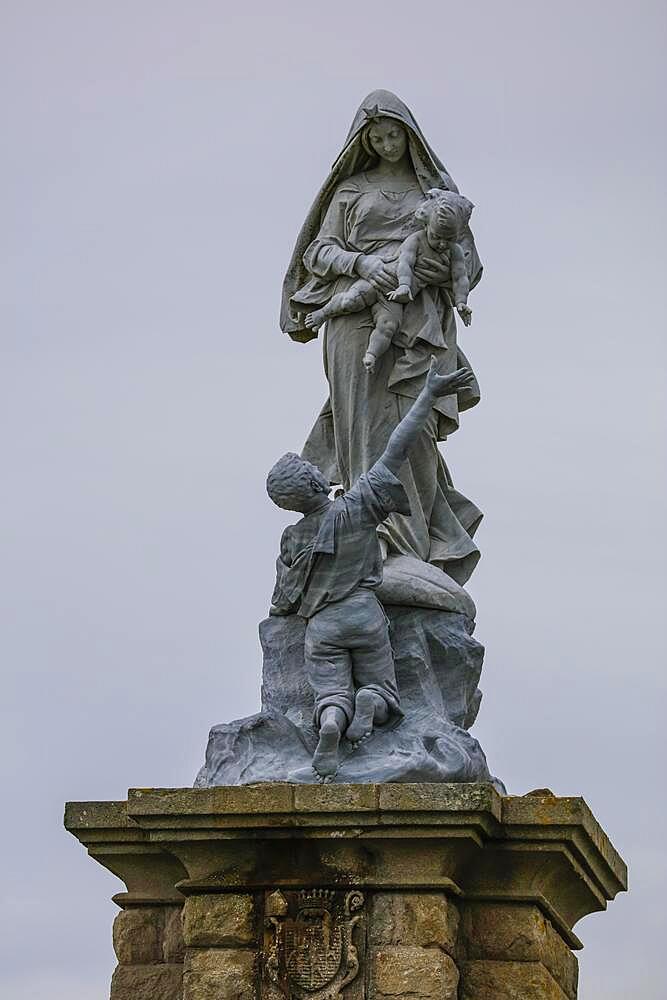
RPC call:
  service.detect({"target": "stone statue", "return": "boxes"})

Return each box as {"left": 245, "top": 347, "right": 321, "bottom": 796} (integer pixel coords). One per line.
{"left": 67, "top": 85, "right": 627, "bottom": 1000}
{"left": 267, "top": 362, "right": 476, "bottom": 781}
{"left": 282, "top": 90, "right": 483, "bottom": 584}
{"left": 196, "top": 90, "right": 501, "bottom": 789}
{"left": 303, "top": 188, "right": 474, "bottom": 374}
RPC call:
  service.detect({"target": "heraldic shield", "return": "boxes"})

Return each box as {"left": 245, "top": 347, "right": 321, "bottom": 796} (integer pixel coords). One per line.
{"left": 264, "top": 888, "right": 365, "bottom": 999}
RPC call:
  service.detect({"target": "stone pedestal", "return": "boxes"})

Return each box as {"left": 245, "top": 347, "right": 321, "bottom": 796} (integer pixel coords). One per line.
{"left": 65, "top": 784, "right": 626, "bottom": 999}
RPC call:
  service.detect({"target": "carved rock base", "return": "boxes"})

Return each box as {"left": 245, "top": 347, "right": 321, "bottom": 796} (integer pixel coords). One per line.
{"left": 196, "top": 609, "right": 498, "bottom": 787}
{"left": 65, "top": 784, "right": 626, "bottom": 999}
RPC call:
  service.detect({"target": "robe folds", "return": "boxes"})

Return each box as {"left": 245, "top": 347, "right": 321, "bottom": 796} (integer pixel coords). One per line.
{"left": 281, "top": 90, "right": 483, "bottom": 584}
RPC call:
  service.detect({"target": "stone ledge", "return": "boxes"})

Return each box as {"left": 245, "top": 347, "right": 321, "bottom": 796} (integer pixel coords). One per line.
{"left": 64, "top": 800, "right": 134, "bottom": 831}
{"left": 124, "top": 781, "right": 502, "bottom": 823}
{"left": 502, "top": 794, "right": 627, "bottom": 898}
{"left": 65, "top": 783, "right": 627, "bottom": 947}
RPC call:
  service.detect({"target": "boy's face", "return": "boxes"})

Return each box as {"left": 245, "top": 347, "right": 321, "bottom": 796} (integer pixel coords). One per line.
{"left": 291, "top": 460, "right": 330, "bottom": 511}
{"left": 267, "top": 453, "right": 331, "bottom": 513}
{"left": 302, "top": 460, "right": 329, "bottom": 493}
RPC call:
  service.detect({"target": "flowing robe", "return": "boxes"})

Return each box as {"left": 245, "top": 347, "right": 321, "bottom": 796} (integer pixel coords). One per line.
{"left": 294, "top": 172, "right": 482, "bottom": 585}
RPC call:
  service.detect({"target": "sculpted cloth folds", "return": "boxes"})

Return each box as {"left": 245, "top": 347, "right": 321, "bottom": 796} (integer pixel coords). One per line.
{"left": 280, "top": 90, "right": 483, "bottom": 584}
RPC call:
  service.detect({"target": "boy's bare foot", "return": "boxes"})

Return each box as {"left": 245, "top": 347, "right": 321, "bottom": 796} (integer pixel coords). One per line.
{"left": 312, "top": 717, "right": 342, "bottom": 778}
{"left": 363, "top": 352, "right": 376, "bottom": 373}
{"left": 305, "top": 309, "right": 326, "bottom": 331}
{"left": 346, "top": 689, "right": 386, "bottom": 744}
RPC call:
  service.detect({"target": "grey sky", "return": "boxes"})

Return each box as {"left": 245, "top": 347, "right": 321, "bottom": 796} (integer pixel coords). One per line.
{"left": 1, "top": 1, "right": 665, "bottom": 996}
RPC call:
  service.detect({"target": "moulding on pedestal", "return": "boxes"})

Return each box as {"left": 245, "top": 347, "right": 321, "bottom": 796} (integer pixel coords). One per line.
{"left": 65, "top": 784, "right": 626, "bottom": 999}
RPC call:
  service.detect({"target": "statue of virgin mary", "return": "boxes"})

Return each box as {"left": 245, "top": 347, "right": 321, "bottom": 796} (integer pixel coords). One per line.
{"left": 195, "top": 92, "right": 498, "bottom": 789}
{"left": 281, "top": 90, "right": 484, "bottom": 586}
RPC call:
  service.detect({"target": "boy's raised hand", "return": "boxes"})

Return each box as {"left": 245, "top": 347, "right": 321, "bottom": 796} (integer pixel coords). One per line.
{"left": 425, "top": 358, "right": 475, "bottom": 398}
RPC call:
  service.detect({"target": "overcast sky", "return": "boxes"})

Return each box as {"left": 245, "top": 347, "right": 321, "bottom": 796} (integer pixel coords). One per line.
{"left": 2, "top": 2, "right": 665, "bottom": 997}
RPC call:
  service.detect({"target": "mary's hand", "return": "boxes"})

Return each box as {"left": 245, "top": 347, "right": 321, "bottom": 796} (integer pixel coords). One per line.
{"left": 413, "top": 255, "right": 451, "bottom": 287}
{"left": 355, "top": 254, "right": 396, "bottom": 293}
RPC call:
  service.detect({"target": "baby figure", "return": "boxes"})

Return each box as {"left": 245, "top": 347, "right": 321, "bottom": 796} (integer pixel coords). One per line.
{"left": 305, "top": 189, "right": 474, "bottom": 373}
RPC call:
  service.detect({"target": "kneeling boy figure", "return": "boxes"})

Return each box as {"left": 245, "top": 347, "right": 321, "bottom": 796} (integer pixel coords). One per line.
{"left": 267, "top": 360, "right": 475, "bottom": 780}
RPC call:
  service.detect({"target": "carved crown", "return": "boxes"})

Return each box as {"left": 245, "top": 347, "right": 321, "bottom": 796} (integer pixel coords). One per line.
{"left": 298, "top": 888, "right": 336, "bottom": 909}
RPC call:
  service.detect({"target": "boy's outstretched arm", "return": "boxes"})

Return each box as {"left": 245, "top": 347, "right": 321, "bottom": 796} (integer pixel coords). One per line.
{"left": 380, "top": 360, "right": 476, "bottom": 476}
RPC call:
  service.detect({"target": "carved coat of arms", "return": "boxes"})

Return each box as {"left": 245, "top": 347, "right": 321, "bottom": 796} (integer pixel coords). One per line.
{"left": 264, "top": 889, "right": 365, "bottom": 999}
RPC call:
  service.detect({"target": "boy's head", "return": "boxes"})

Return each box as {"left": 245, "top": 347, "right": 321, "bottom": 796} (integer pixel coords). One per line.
{"left": 416, "top": 189, "right": 474, "bottom": 251}
{"left": 266, "top": 453, "right": 330, "bottom": 512}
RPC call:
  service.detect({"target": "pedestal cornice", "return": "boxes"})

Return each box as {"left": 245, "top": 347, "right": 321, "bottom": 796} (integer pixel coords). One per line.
{"left": 66, "top": 783, "right": 625, "bottom": 950}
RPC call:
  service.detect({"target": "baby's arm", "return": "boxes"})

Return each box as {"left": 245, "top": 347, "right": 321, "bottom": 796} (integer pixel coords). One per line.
{"left": 388, "top": 232, "right": 421, "bottom": 304}
{"left": 450, "top": 242, "right": 472, "bottom": 326}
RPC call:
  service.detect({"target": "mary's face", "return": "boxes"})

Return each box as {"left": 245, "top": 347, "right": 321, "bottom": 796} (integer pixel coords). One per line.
{"left": 366, "top": 118, "right": 408, "bottom": 163}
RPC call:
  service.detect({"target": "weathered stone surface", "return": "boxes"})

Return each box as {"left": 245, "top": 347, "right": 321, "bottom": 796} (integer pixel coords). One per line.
{"left": 377, "top": 555, "right": 477, "bottom": 616}
{"left": 163, "top": 906, "right": 186, "bottom": 964}
{"left": 67, "top": 784, "right": 627, "bottom": 1000}
{"left": 183, "top": 895, "right": 255, "bottom": 948}
{"left": 462, "top": 903, "right": 578, "bottom": 999}
{"left": 371, "top": 945, "right": 459, "bottom": 998}
{"left": 262, "top": 887, "right": 366, "bottom": 1000}
{"left": 460, "top": 960, "right": 568, "bottom": 999}
{"left": 110, "top": 964, "right": 183, "bottom": 1000}
{"left": 370, "top": 892, "right": 459, "bottom": 955}
{"left": 183, "top": 948, "right": 255, "bottom": 1000}
{"left": 378, "top": 781, "right": 501, "bottom": 816}
{"left": 129, "top": 783, "right": 294, "bottom": 815}
{"left": 196, "top": 609, "right": 499, "bottom": 787}
{"left": 502, "top": 794, "right": 628, "bottom": 894}
{"left": 294, "top": 782, "right": 378, "bottom": 813}
{"left": 112, "top": 908, "right": 162, "bottom": 965}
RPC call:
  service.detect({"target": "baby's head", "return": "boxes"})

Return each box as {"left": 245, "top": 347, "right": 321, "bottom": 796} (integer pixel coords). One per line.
{"left": 415, "top": 189, "right": 474, "bottom": 253}
{"left": 266, "top": 452, "right": 330, "bottom": 513}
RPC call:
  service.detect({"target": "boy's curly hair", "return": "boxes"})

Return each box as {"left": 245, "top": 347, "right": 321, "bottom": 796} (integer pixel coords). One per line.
{"left": 266, "top": 452, "right": 328, "bottom": 511}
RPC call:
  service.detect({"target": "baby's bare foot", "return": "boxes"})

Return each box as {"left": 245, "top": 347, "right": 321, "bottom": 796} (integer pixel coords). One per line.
{"left": 312, "top": 718, "right": 341, "bottom": 778}
{"left": 388, "top": 285, "right": 412, "bottom": 304}
{"left": 363, "top": 352, "right": 376, "bottom": 373}
{"left": 305, "top": 310, "right": 325, "bottom": 330}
